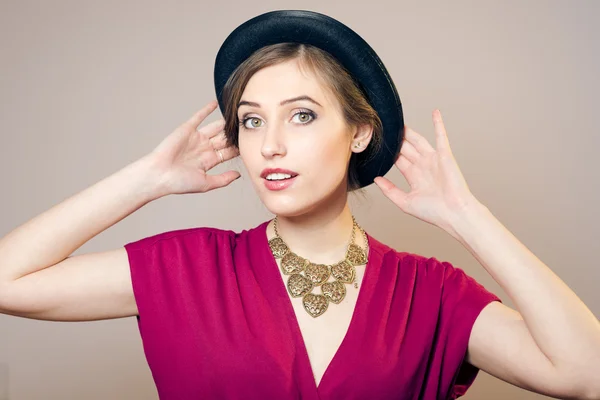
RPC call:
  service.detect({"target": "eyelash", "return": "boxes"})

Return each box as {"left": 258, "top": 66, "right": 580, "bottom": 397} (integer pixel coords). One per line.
{"left": 238, "top": 109, "right": 317, "bottom": 130}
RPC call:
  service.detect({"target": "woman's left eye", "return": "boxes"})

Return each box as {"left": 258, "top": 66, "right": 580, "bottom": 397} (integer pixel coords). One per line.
{"left": 292, "top": 110, "right": 316, "bottom": 124}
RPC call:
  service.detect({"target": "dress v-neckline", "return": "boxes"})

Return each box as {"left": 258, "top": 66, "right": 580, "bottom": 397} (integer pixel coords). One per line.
{"left": 259, "top": 220, "right": 374, "bottom": 394}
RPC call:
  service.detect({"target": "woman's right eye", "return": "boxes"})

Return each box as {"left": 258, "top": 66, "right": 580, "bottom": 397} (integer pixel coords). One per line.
{"left": 239, "top": 117, "right": 263, "bottom": 130}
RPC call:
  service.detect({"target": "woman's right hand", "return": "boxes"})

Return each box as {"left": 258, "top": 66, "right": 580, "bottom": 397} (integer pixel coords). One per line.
{"left": 147, "top": 100, "right": 241, "bottom": 196}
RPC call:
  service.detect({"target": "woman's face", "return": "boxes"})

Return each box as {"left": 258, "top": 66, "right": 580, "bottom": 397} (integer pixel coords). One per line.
{"left": 236, "top": 59, "right": 355, "bottom": 217}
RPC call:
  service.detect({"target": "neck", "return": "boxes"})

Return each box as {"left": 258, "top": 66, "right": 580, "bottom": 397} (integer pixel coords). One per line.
{"left": 270, "top": 200, "right": 356, "bottom": 265}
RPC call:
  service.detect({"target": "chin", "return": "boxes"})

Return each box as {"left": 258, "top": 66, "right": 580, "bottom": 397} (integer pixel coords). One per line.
{"left": 258, "top": 186, "right": 346, "bottom": 219}
{"left": 260, "top": 194, "right": 316, "bottom": 218}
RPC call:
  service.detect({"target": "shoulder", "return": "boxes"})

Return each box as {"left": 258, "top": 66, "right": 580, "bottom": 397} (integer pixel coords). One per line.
{"left": 367, "top": 235, "right": 495, "bottom": 307}
{"left": 124, "top": 221, "right": 268, "bottom": 254}
{"left": 368, "top": 234, "right": 462, "bottom": 279}
{"left": 124, "top": 226, "right": 231, "bottom": 250}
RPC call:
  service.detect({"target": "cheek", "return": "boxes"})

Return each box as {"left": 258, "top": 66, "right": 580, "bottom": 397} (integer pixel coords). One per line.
{"left": 305, "top": 138, "right": 350, "bottom": 179}
{"left": 236, "top": 148, "right": 255, "bottom": 178}
{"left": 237, "top": 138, "right": 256, "bottom": 165}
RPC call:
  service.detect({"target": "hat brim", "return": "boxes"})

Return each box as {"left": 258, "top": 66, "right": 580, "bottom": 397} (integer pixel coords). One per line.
{"left": 214, "top": 10, "right": 404, "bottom": 188}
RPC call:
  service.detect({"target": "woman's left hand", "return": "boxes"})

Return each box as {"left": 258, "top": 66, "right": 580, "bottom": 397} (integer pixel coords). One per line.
{"left": 374, "top": 110, "right": 478, "bottom": 233}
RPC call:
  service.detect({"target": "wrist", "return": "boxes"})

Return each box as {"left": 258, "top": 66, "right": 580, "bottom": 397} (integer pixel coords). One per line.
{"left": 444, "top": 196, "right": 489, "bottom": 241}
{"left": 129, "top": 155, "right": 171, "bottom": 201}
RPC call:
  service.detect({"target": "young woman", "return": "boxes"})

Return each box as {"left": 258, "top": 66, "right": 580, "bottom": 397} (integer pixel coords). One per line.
{"left": 1, "top": 10, "right": 599, "bottom": 400}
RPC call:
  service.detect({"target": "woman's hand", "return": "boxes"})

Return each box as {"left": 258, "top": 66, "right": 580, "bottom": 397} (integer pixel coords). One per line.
{"left": 374, "top": 110, "right": 478, "bottom": 233}
{"left": 147, "top": 100, "right": 240, "bottom": 196}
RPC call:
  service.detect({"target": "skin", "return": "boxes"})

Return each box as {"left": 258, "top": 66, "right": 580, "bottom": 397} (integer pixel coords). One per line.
{"left": 236, "top": 58, "right": 372, "bottom": 260}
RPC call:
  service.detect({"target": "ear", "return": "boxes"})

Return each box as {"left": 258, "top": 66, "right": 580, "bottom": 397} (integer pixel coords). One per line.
{"left": 351, "top": 123, "right": 374, "bottom": 154}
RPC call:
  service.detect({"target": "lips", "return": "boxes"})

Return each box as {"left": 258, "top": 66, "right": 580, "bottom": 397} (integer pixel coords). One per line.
{"left": 260, "top": 168, "right": 299, "bottom": 179}
{"left": 260, "top": 168, "right": 299, "bottom": 191}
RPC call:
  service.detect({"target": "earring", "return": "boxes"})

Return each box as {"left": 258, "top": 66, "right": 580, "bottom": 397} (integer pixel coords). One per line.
{"left": 354, "top": 142, "right": 361, "bottom": 149}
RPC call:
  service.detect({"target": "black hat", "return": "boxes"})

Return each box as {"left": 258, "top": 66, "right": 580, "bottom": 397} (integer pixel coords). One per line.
{"left": 214, "top": 10, "right": 404, "bottom": 188}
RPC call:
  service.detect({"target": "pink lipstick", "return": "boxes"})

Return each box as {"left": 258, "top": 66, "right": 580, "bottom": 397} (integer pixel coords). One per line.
{"left": 260, "top": 168, "right": 298, "bottom": 191}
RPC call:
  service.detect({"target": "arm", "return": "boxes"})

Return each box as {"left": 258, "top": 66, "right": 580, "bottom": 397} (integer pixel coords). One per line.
{"left": 0, "top": 156, "right": 160, "bottom": 283}
{"left": 0, "top": 101, "right": 239, "bottom": 321}
{"left": 374, "top": 110, "right": 600, "bottom": 399}
{"left": 449, "top": 199, "right": 600, "bottom": 400}
{"left": 0, "top": 155, "right": 163, "bottom": 320}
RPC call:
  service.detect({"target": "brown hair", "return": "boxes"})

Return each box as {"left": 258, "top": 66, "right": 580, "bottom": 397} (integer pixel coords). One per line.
{"left": 221, "top": 42, "right": 383, "bottom": 191}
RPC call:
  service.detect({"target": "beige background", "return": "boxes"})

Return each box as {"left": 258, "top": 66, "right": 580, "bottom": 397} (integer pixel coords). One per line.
{"left": 1, "top": 0, "right": 599, "bottom": 399}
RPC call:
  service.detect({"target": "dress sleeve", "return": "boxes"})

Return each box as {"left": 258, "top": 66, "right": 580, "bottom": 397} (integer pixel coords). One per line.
{"left": 122, "top": 227, "right": 233, "bottom": 326}
{"left": 432, "top": 258, "right": 502, "bottom": 399}
{"left": 122, "top": 227, "right": 239, "bottom": 398}
{"left": 123, "top": 228, "right": 199, "bottom": 325}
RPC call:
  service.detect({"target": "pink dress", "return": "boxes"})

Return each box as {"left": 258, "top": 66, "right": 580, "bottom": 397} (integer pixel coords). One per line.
{"left": 124, "top": 220, "right": 501, "bottom": 399}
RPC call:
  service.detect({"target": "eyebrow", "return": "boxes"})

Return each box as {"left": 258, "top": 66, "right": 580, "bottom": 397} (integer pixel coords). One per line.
{"left": 237, "top": 95, "right": 322, "bottom": 109}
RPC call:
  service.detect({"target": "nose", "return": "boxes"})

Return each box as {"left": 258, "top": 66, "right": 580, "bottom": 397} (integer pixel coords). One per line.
{"left": 260, "top": 121, "right": 287, "bottom": 159}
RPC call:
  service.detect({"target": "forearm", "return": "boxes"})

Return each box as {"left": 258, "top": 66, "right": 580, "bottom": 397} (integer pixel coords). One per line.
{"left": 0, "top": 155, "right": 164, "bottom": 282}
{"left": 447, "top": 199, "right": 600, "bottom": 372}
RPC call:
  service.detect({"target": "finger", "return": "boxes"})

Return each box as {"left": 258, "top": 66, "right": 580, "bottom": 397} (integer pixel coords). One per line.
{"left": 203, "top": 170, "right": 241, "bottom": 191}
{"left": 396, "top": 153, "right": 412, "bottom": 173}
{"left": 374, "top": 177, "right": 409, "bottom": 211}
{"left": 205, "top": 145, "right": 240, "bottom": 171}
{"left": 396, "top": 153, "right": 422, "bottom": 188}
{"left": 404, "top": 127, "right": 435, "bottom": 155}
{"left": 209, "top": 131, "right": 228, "bottom": 150}
{"left": 184, "top": 100, "right": 219, "bottom": 130}
{"left": 399, "top": 138, "right": 421, "bottom": 164}
{"left": 217, "top": 146, "right": 240, "bottom": 162}
{"left": 199, "top": 118, "right": 226, "bottom": 139}
{"left": 432, "top": 109, "right": 451, "bottom": 152}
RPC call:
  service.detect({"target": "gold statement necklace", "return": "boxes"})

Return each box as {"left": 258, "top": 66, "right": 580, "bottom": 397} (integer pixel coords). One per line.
{"left": 268, "top": 216, "right": 369, "bottom": 318}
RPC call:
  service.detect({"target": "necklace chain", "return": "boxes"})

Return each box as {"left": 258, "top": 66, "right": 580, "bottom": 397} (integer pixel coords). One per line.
{"left": 269, "top": 216, "right": 369, "bottom": 318}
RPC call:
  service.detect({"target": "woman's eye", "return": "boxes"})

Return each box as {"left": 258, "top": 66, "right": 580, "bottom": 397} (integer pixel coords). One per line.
{"left": 239, "top": 111, "right": 316, "bottom": 130}
{"left": 241, "top": 117, "right": 263, "bottom": 129}
{"left": 292, "top": 111, "right": 315, "bottom": 124}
